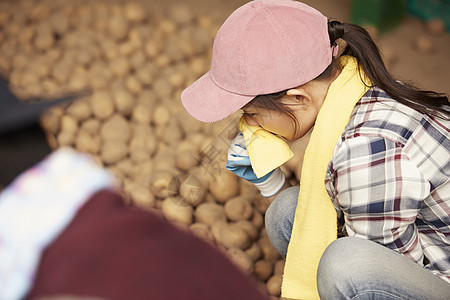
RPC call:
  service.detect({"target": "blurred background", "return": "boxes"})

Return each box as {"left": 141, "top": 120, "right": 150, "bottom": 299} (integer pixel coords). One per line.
{"left": 0, "top": 0, "right": 448, "bottom": 298}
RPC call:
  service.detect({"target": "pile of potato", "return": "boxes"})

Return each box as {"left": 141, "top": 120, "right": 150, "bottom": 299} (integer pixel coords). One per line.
{"left": 0, "top": 0, "right": 309, "bottom": 298}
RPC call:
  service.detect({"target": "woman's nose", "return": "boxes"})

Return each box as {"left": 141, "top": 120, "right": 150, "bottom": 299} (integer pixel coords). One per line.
{"left": 244, "top": 115, "right": 260, "bottom": 126}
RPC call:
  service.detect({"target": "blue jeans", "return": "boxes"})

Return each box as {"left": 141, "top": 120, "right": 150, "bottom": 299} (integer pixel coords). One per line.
{"left": 265, "top": 186, "right": 450, "bottom": 299}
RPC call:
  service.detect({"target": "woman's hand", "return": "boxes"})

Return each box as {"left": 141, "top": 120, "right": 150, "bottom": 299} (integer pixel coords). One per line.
{"left": 226, "top": 133, "right": 287, "bottom": 197}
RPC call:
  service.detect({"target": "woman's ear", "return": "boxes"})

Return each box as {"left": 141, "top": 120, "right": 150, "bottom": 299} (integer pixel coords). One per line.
{"left": 286, "top": 88, "right": 312, "bottom": 108}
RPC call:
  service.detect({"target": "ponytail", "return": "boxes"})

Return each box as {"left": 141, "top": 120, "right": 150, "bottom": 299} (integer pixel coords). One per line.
{"left": 328, "top": 21, "right": 449, "bottom": 120}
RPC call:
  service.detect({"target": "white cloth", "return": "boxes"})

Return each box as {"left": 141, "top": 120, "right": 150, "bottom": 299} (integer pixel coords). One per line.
{"left": 0, "top": 148, "right": 116, "bottom": 300}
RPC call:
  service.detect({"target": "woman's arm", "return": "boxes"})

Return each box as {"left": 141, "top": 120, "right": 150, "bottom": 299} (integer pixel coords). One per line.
{"left": 326, "top": 135, "right": 429, "bottom": 263}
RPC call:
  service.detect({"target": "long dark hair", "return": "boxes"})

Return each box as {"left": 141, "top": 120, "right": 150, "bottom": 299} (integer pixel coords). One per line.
{"left": 249, "top": 21, "right": 449, "bottom": 129}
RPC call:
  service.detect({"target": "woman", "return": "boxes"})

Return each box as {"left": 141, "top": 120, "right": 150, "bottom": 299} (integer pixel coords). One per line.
{"left": 181, "top": 1, "right": 450, "bottom": 299}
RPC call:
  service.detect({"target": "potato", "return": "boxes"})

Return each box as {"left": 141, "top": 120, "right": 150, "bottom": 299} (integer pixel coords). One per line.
{"left": 189, "top": 56, "right": 209, "bottom": 77}
{"left": 211, "top": 220, "right": 228, "bottom": 243}
{"left": 240, "top": 180, "right": 260, "bottom": 201}
{"left": 128, "top": 26, "right": 147, "bottom": 48}
{"left": 161, "top": 197, "right": 193, "bottom": 226}
{"left": 126, "top": 45, "right": 144, "bottom": 66}
{"left": 152, "top": 76, "right": 172, "bottom": 99}
{"left": 258, "top": 238, "right": 281, "bottom": 263}
{"left": 251, "top": 210, "right": 264, "bottom": 230}
{"left": 165, "top": 39, "right": 185, "bottom": 63}
{"left": 177, "top": 110, "right": 203, "bottom": 135}
{"left": 157, "top": 119, "right": 183, "bottom": 146}
{"left": 90, "top": 91, "right": 115, "bottom": 120}
{"left": 80, "top": 118, "right": 101, "bottom": 134}
{"left": 132, "top": 160, "right": 154, "bottom": 179}
{"left": 125, "top": 75, "right": 142, "bottom": 95}
{"left": 245, "top": 242, "right": 263, "bottom": 262}
{"left": 34, "top": 29, "right": 54, "bottom": 51}
{"left": 137, "top": 89, "right": 158, "bottom": 108}
{"left": 136, "top": 63, "right": 157, "bottom": 86}
{"left": 118, "top": 40, "right": 137, "bottom": 57}
{"left": 45, "top": 132, "right": 58, "bottom": 150}
{"left": 109, "top": 56, "right": 130, "bottom": 77}
{"left": 124, "top": 2, "right": 146, "bottom": 23}
{"left": 108, "top": 15, "right": 129, "bottom": 40}
{"left": 227, "top": 248, "right": 254, "bottom": 275}
{"left": 129, "top": 184, "right": 156, "bottom": 210}
{"left": 158, "top": 19, "right": 177, "bottom": 35}
{"left": 197, "top": 13, "right": 214, "bottom": 28}
{"left": 20, "top": 71, "right": 39, "bottom": 87}
{"left": 235, "top": 220, "right": 259, "bottom": 241}
{"left": 114, "top": 158, "right": 135, "bottom": 179}
{"left": 144, "top": 39, "right": 163, "bottom": 58}
{"left": 218, "top": 223, "right": 251, "bottom": 250}
{"left": 129, "top": 136, "right": 157, "bottom": 160}
{"left": 49, "top": 12, "right": 70, "bottom": 36}
{"left": 113, "top": 87, "right": 134, "bottom": 116}
{"left": 254, "top": 260, "right": 273, "bottom": 282}
{"left": 189, "top": 222, "right": 214, "bottom": 243}
{"left": 31, "top": 56, "right": 51, "bottom": 78}
{"left": 195, "top": 202, "right": 227, "bottom": 227}
{"left": 209, "top": 170, "right": 239, "bottom": 203}
{"left": 175, "top": 147, "right": 199, "bottom": 172}
{"left": 224, "top": 196, "right": 253, "bottom": 221}
{"left": 152, "top": 104, "right": 171, "bottom": 128}
{"left": 57, "top": 130, "right": 75, "bottom": 147}
{"left": 167, "top": 68, "right": 185, "bottom": 88}
{"left": 66, "top": 99, "right": 91, "bottom": 121}
{"left": 100, "top": 114, "right": 131, "bottom": 142}
{"left": 52, "top": 60, "right": 72, "bottom": 84}
{"left": 88, "top": 64, "right": 111, "bottom": 90}
{"left": 60, "top": 115, "right": 78, "bottom": 133}
{"left": 274, "top": 259, "right": 285, "bottom": 275}
{"left": 178, "top": 174, "right": 205, "bottom": 207}
{"left": 266, "top": 274, "right": 282, "bottom": 296}
{"left": 75, "top": 46, "right": 99, "bottom": 67}
{"left": 152, "top": 149, "right": 177, "bottom": 172}
{"left": 181, "top": 134, "right": 203, "bottom": 155}
{"left": 42, "top": 79, "right": 60, "bottom": 97}
{"left": 0, "top": 9, "right": 10, "bottom": 28}
{"left": 253, "top": 195, "right": 270, "bottom": 214}
{"left": 100, "top": 140, "right": 128, "bottom": 164}
{"left": 168, "top": 4, "right": 194, "bottom": 25}
{"left": 40, "top": 107, "right": 63, "bottom": 134}
{"left": 75, "top": 129, "right": 101, "bottom": 154}
{"left": 149, "top": 170, "right": 175, "bottom": 199}
{"left": 23, "top": 83, "right": 45, "bottom": 98}
{"left": 68, "top": 72, "right": 88, "bottom": 92}
{"left": 130, "top": 147, "right": 151, "bottom": 164}
{"left": 131, "top": 103, "right": 152, "bottom": 125}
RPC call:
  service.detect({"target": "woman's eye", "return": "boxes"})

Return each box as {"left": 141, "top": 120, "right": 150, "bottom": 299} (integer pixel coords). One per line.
{"left": 244, "top": 112, "right": 256, "bottom": 117}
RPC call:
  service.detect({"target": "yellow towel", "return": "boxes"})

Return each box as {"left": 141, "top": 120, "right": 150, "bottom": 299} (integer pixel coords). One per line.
{"left": 241, "top": 56, "right": 371, "bottom": 299}
{"left": 239, "top": 116, "right": 294, "bottom": 179}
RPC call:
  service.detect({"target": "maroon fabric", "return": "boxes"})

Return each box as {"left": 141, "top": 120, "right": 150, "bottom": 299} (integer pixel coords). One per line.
{"left": 26, "top": 189, "right": 267, "bottom": 300}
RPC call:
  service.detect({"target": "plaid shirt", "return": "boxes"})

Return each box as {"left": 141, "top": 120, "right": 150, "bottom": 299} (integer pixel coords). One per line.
{"left": 325, "top": 87, "right": 450, "bottom": 283}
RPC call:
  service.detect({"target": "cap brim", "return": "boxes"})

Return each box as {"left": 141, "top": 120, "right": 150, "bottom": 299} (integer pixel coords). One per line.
{"left": 181, "top": 72, "right": 254, "bottom": 123}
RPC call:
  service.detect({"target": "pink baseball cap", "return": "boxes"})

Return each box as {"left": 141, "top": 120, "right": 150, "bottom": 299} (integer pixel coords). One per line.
{"left": 181, "top": 0, "right": 332, "bottom": 122}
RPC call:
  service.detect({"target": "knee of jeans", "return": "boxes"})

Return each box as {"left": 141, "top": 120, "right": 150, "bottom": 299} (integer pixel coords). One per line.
{"left": 318, "top": 238, "right": 355, "bottom": 292}
{"left": 317, "top": 237, "right": 371, "bottom": 298}
{"left": 264, "top": 186, "right": 299, "bottom": 234}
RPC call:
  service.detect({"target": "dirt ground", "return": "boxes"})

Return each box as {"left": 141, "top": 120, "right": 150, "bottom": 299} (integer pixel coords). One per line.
{"left": 144, "top": 0, "right": 450, "bottom": 95}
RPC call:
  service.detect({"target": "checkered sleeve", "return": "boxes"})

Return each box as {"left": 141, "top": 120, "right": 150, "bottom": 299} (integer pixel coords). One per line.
{"left": 327, "top": 135, "right": 431, "bottom": 264}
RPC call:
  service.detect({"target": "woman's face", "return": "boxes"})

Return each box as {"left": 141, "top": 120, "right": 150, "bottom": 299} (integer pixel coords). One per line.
{"left": 242, "top": 95, "right": 319, "bottom": 141}
{"left": 241, "top": 79, "right": 332, "bottom": 141}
